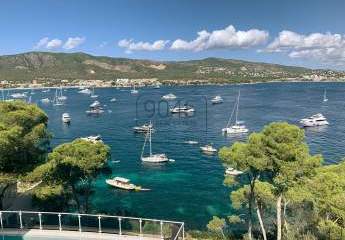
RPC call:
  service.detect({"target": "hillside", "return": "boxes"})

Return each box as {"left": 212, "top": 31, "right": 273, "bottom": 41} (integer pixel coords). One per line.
{"left": 0, "top": 52, "right": 343, "bottom": 86}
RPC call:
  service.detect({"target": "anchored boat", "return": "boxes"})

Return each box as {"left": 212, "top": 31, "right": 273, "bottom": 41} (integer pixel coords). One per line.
{"left": 222, "top": 90, "right": 248, "bottom": 134}
{"left": 106, "top": 177, "right": 149, "bottom": 191}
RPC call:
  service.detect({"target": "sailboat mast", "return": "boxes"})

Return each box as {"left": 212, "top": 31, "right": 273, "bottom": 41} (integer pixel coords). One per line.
{"left": 149, "top": 126, "right": 152, "bottom": 156}
{"left": 235, "top": 90, "right": 240, "bottom": 123}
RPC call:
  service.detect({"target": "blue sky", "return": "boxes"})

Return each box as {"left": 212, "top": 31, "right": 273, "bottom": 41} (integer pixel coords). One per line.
{"left": 1, "top": 0, "right": 345, "bottom": 69}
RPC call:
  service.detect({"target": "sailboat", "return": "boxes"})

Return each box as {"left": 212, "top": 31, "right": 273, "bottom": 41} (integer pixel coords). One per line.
{"left": 323, "top": 89, "right": 328, "bottom": 102}
{"left": 222, "top": 90, "right": 248, "bottom": 134}
{"left": 141, "top": 123, "right": 169, "bottom": 163}
{"left": 131, "top": 85, "right": 139, "bottom": 94}
{"left": 53, "top": 89, "right": 64, "bottom": 106}
{"left": 57, "top": 87, "right": 67, "bottom": 101}
{"left": 91, "top": 87, "right": 98, "bottom": 98}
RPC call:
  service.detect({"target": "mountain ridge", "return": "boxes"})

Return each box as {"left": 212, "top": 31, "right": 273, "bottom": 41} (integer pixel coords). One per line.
{"left": 0, "top": 51, "right": 343, "bottom": 86}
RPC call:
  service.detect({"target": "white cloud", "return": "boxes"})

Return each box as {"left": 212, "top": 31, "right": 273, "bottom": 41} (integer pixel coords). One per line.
{"left": 170, "top": 25, "right": 269, "bottom": 51}
{"left": 63, "top": 37, "right": 85, "bottom": 50}
{"left": 99, "top": 41, "right": 108, "bottom": 48}
{"left": 264, "top": 30, "right": 345, "bottom": 65}
{"left": 46, "top": 39, "right": 63, "bottom": 49}
{"left": 34, "top": 37, "right": 49, "bottom": 49}
{"left": 118, "top": 39, "right": 169, "bottom": 53}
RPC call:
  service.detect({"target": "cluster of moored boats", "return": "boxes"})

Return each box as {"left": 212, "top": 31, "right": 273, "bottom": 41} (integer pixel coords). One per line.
{"left": 2, "top": 86, "right": 332, "bottom": 189}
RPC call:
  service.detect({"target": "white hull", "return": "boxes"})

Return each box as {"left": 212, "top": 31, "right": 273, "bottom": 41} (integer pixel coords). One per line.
{"left": 141, "top": 154, "right": 169, "bottom": 163}
{"left": 222, "top": 126, "right": 248, "bottom": 134}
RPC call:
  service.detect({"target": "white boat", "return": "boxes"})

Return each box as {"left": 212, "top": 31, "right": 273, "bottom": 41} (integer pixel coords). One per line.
{"left": 133, "top": 122, "right": 154, "bottom": 133}
{"left": 81, "top": 135, "right": 103, "bottom": 143}
{"left": 300, "top": 113, "right": 329, "bottom": 127}
{"left": 90, "top": 87, "right": 98, "bottom": 98}
{"left": 11, "top": 93, "right": 27, "bottom": 99}
{"left": 110, "top": 98, "right": 117, "bottom": 102}
{"left": 131, "top": 86, "right": 139, "bottom": 94}
{"left": 154, "top": 84, "right": 160, "bottom": 89}
{"left": 222, "top": 90, "right": 248, "bottom": 134}
{"left": 57, "top": 87, "right": 67, "bottom": 101}
{"left": 162, "top": 93, "right": 176, "bottom": 100}
{"left": 323, "top": 89, "right": 328, "bottom": 102}
{"left": 141, "top": 125, "right": 169, "bottom": 163}
{"left": 170, "top": 105, "right": 195, "bottom": 113}
{"left": 62, "top": 113, "right": 71, "bottom": 123}
{"left": 106, "top": 177, "right": 149, "bottom": 191}
{"left": 42, "top": 89, "right": 50, "bottom": 93}
{"left": 86, "top": 101, "right": 104, "bottom": 114}
{"left": 41, "top": 98, "right": 50, "bottom": 104}
{"left": 225, "top": 167, "right": 243, "bottom": 176}
{"left": 53, "top": 89, "right": 64, "bottom": 106}
{"left": 211, "top": 95, "right": 224, "bottom": 104}
{"left": 78, "top": 88, "right": 92, "bottom": 94}
{"left": 184, "top": 140, "right": 199, "bottom": 145}
{"left": 200, "top": 144, "right": 217, "bottom": 154}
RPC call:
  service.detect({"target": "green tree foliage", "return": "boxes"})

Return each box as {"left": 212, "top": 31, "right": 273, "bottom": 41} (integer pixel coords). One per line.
{"left": 27, "top": 139, "right": 110, "bottom": 213}
{"left": 0, "top": 101, "right": 50, "bottom": 209}
{"left": 219, "top": 122, "right": 323, "bottom": 240}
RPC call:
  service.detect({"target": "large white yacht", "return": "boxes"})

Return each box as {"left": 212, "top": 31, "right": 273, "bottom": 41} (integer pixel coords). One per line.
{"left": 222, "top": 90, "right": 249, "bottom": 134}
{"left": 170, "top": 105, "right": 195, "bottom": 113}
{"left": 300, "top": 113, "right": 329, "bottom": 127}
{"left": 141, "top": 126, "right": 169, "bottom": 163}
{"left": 106, "top": 177, "right": 142, "bottom": 191}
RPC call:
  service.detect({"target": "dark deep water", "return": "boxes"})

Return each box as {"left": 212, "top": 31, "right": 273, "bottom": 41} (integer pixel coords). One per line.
{"left": 25, "top": 82, "right": 345, "bottom": 229}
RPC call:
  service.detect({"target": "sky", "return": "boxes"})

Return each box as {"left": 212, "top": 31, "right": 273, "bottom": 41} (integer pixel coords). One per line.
{"left": 1, "top": 0, "right": 345, "bottom": 69}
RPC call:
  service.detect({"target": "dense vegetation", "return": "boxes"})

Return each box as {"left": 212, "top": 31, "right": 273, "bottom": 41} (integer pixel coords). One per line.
{"left": 0, "top": 52, "right": 335, "bottom": 84}
{"left": 190, "top": 122, "right": 345, "bottom": 240}
{"left": 0, "top": 101, "right": 50, "bottom": 209}
{"left": 0, "top": 101, "right": 110, "bottom": 213}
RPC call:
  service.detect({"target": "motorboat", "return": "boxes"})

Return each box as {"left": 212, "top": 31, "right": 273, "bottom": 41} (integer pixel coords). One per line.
{"left": 78, "top": 88, "right": 92, "bottom": 94}
{"left": 81, "top": 135, "right": 103, "bottom": 143}
{"left": 222, "top": 90, "right": 249, "bottom": 134}
{"left": 211, "top": 95, "right": 224, "bottom": 104}
{"left": 225, "top": 167, "right": 243, "bottom": 176}
{"left": 133, "top": 122, "right": 154, "bottom": 133}
{"left": 300, "top": 113, "right": 329, "bottom": 127}
{"left": 170, "top": 105, "right": 195, "bottom": 113}
{"left": 154, "top": 84, "right": 161, "bottom": 89}
{"left": 106, "top": 177, "right": 144, "bottom": 191}
{"left": 42, "top": 89, "right": 50, "bottom": 93}
{"left": 86, "top": 101, "right": 104, "bottom": 114}
{"left": 184, "top": 140, "right": 199, "bottom": 145}
{"left": 162, "top": 93, "right": 176, "bottom": 100}
{"left": 200, "top": 144, "right": 217, "bottom": 154}
{"left": 62, "top": 113, "right": 71, "bottom": 124}
{"left": 110, "top": 98, "right": 117, "bottom": 102}
{"left": 41, "top": 98, "right": 50, "bottom": 104}
{"left": 11, "top": 93, "right": 27, "bottom": 99}
{"left": 141, "top": 125, "right": 169, "bottom": 163}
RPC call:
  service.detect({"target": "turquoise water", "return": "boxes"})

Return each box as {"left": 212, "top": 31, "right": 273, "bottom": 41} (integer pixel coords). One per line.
{"left": 27, "top": 82, "right": 345, "bottom": 229}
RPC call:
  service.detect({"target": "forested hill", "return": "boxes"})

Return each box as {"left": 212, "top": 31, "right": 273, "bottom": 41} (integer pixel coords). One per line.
{"left": 0, "top": 51, "right": 342, "bottom": 84}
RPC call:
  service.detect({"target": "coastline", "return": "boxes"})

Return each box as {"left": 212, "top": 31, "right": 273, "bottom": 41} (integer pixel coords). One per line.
{"left": 2, "top": 79, "right": 345, "bottom": 91}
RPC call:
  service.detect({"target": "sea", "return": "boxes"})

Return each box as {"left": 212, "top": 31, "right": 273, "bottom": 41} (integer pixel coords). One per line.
{"left": 15, "top": 82, "right": 345, "bottom": 229}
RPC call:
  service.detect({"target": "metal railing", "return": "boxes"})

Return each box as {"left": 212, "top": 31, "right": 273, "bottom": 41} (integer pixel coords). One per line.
{"left": 0, "top": 210, "right": 184, "bottom": 239}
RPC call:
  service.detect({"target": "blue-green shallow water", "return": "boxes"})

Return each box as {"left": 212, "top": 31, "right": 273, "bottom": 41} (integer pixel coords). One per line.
{"left": 24, "top": 82, "right": 345, "bottom": 229}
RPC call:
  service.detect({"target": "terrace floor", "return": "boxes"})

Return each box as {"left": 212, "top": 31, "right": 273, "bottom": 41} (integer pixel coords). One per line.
{"left": 1, "top": 229, "right": 161, "bottom": 239}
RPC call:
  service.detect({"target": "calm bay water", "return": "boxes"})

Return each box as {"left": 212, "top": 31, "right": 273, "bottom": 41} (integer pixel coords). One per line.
{"left": 27, "top": 82, "right": 345, "bottom": 229}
